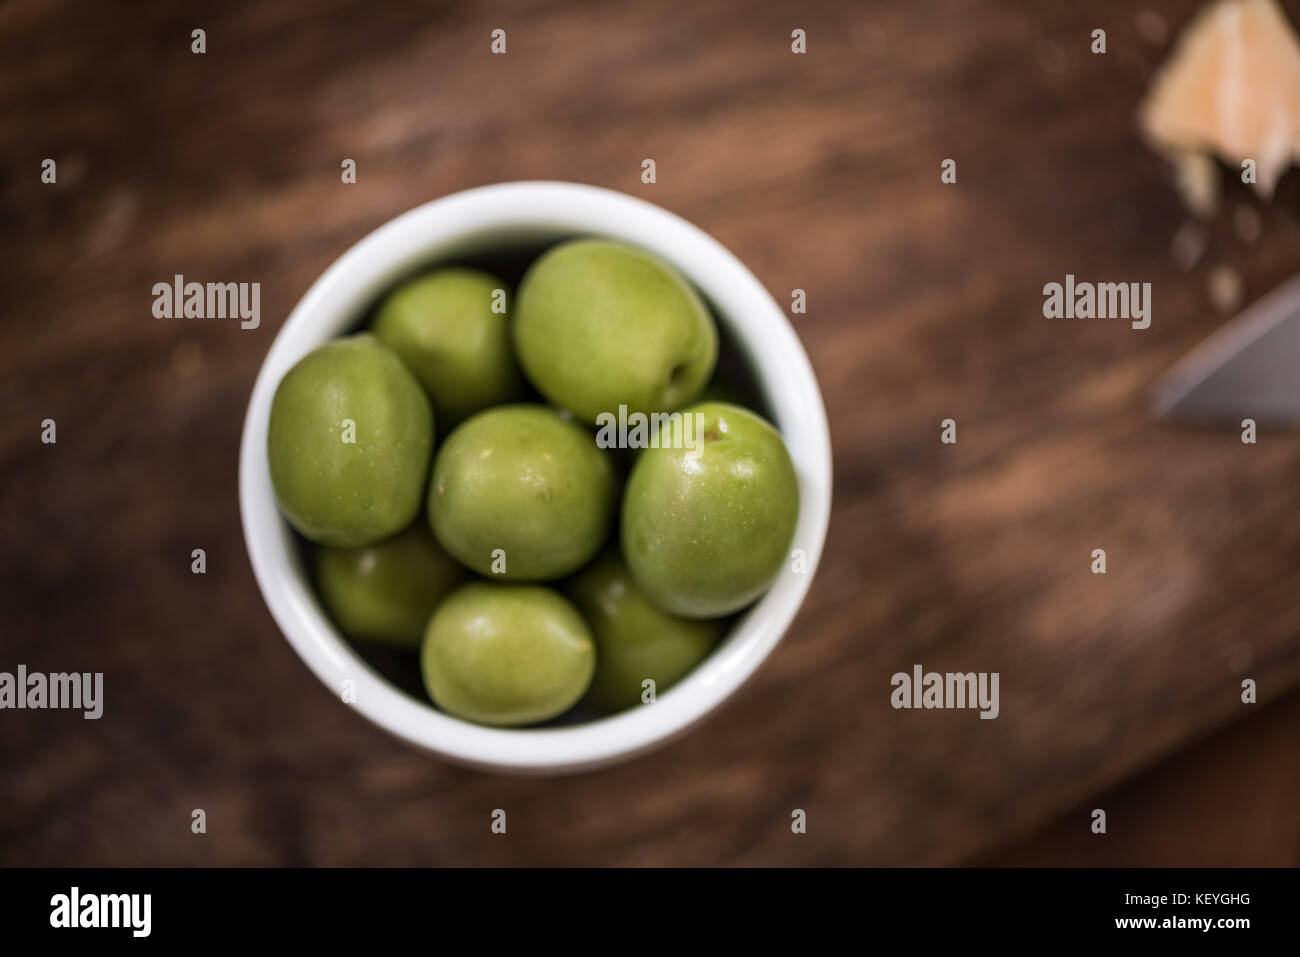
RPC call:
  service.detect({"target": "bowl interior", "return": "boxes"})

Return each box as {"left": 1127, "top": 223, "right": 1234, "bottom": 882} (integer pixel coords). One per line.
{"left": 239, "top": 182, "right": 831, "bottom": 772}
{"left": 340, "top": 235, "right": 771, "bottom": 717}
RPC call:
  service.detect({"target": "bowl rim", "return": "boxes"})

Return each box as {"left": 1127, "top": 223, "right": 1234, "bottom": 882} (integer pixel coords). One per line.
{"left": 238, "top": 180, "right": 832, "bottom": 773}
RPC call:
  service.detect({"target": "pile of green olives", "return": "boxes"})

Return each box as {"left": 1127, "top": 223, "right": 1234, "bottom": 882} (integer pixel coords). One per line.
{"left": 268, "top": 240, "right": 799, "bottom": 727}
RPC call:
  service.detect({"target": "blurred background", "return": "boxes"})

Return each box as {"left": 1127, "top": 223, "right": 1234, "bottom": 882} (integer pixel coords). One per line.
{"left": 2, "top": 0, "right": 1299, "bottom": 865}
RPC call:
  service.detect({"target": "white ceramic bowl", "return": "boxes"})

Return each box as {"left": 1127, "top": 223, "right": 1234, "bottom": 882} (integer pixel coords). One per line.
{"left": 239, "top": 181, "right": 832, "bottom": 774}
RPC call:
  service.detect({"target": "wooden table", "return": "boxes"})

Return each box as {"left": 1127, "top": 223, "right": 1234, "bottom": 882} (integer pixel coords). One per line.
{"left": 3, "top": 0, "right": 1299, "bottom": 865}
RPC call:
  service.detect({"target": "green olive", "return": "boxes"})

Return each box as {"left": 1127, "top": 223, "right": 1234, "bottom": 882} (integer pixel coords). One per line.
{"left": 567, "top": 549, "right": 721, "bottom": 712}
{"left": 428, "top": 404, "right": 615, "bottom": 580}
{"left": 421, "top": 582, "right": 596, "bottom": 726}
{"left": 513, "top": 240, "right": 716, "bottom": 423}
{"left": 314, "top": 523, "right": 464, "bottom": 649}
{"left": 372, "top": 268, "right": 525, "bottom": 431}
{"left": 621, "top": 402, "right": 798, "bottom": 617}
{"left": 268, "top": 335, "right": 433, "bottom": 546}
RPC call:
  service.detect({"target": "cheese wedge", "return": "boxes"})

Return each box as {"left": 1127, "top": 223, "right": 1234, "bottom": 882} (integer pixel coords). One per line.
{"left": 1140, "top": 0, "right": 1300, "bottom": 212}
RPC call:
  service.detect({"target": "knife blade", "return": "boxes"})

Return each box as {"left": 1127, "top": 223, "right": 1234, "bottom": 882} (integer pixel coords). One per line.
{"left": 1151, "top": 273, "right": 1300, "bottom": 425}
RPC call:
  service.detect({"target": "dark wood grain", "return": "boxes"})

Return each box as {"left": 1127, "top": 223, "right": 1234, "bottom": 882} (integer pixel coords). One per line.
{"left": 980, "top": 687, "right": 1300, "bottom": 866}
{"left": 2, "top": 0, "right": 1300, "bottom": 866}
